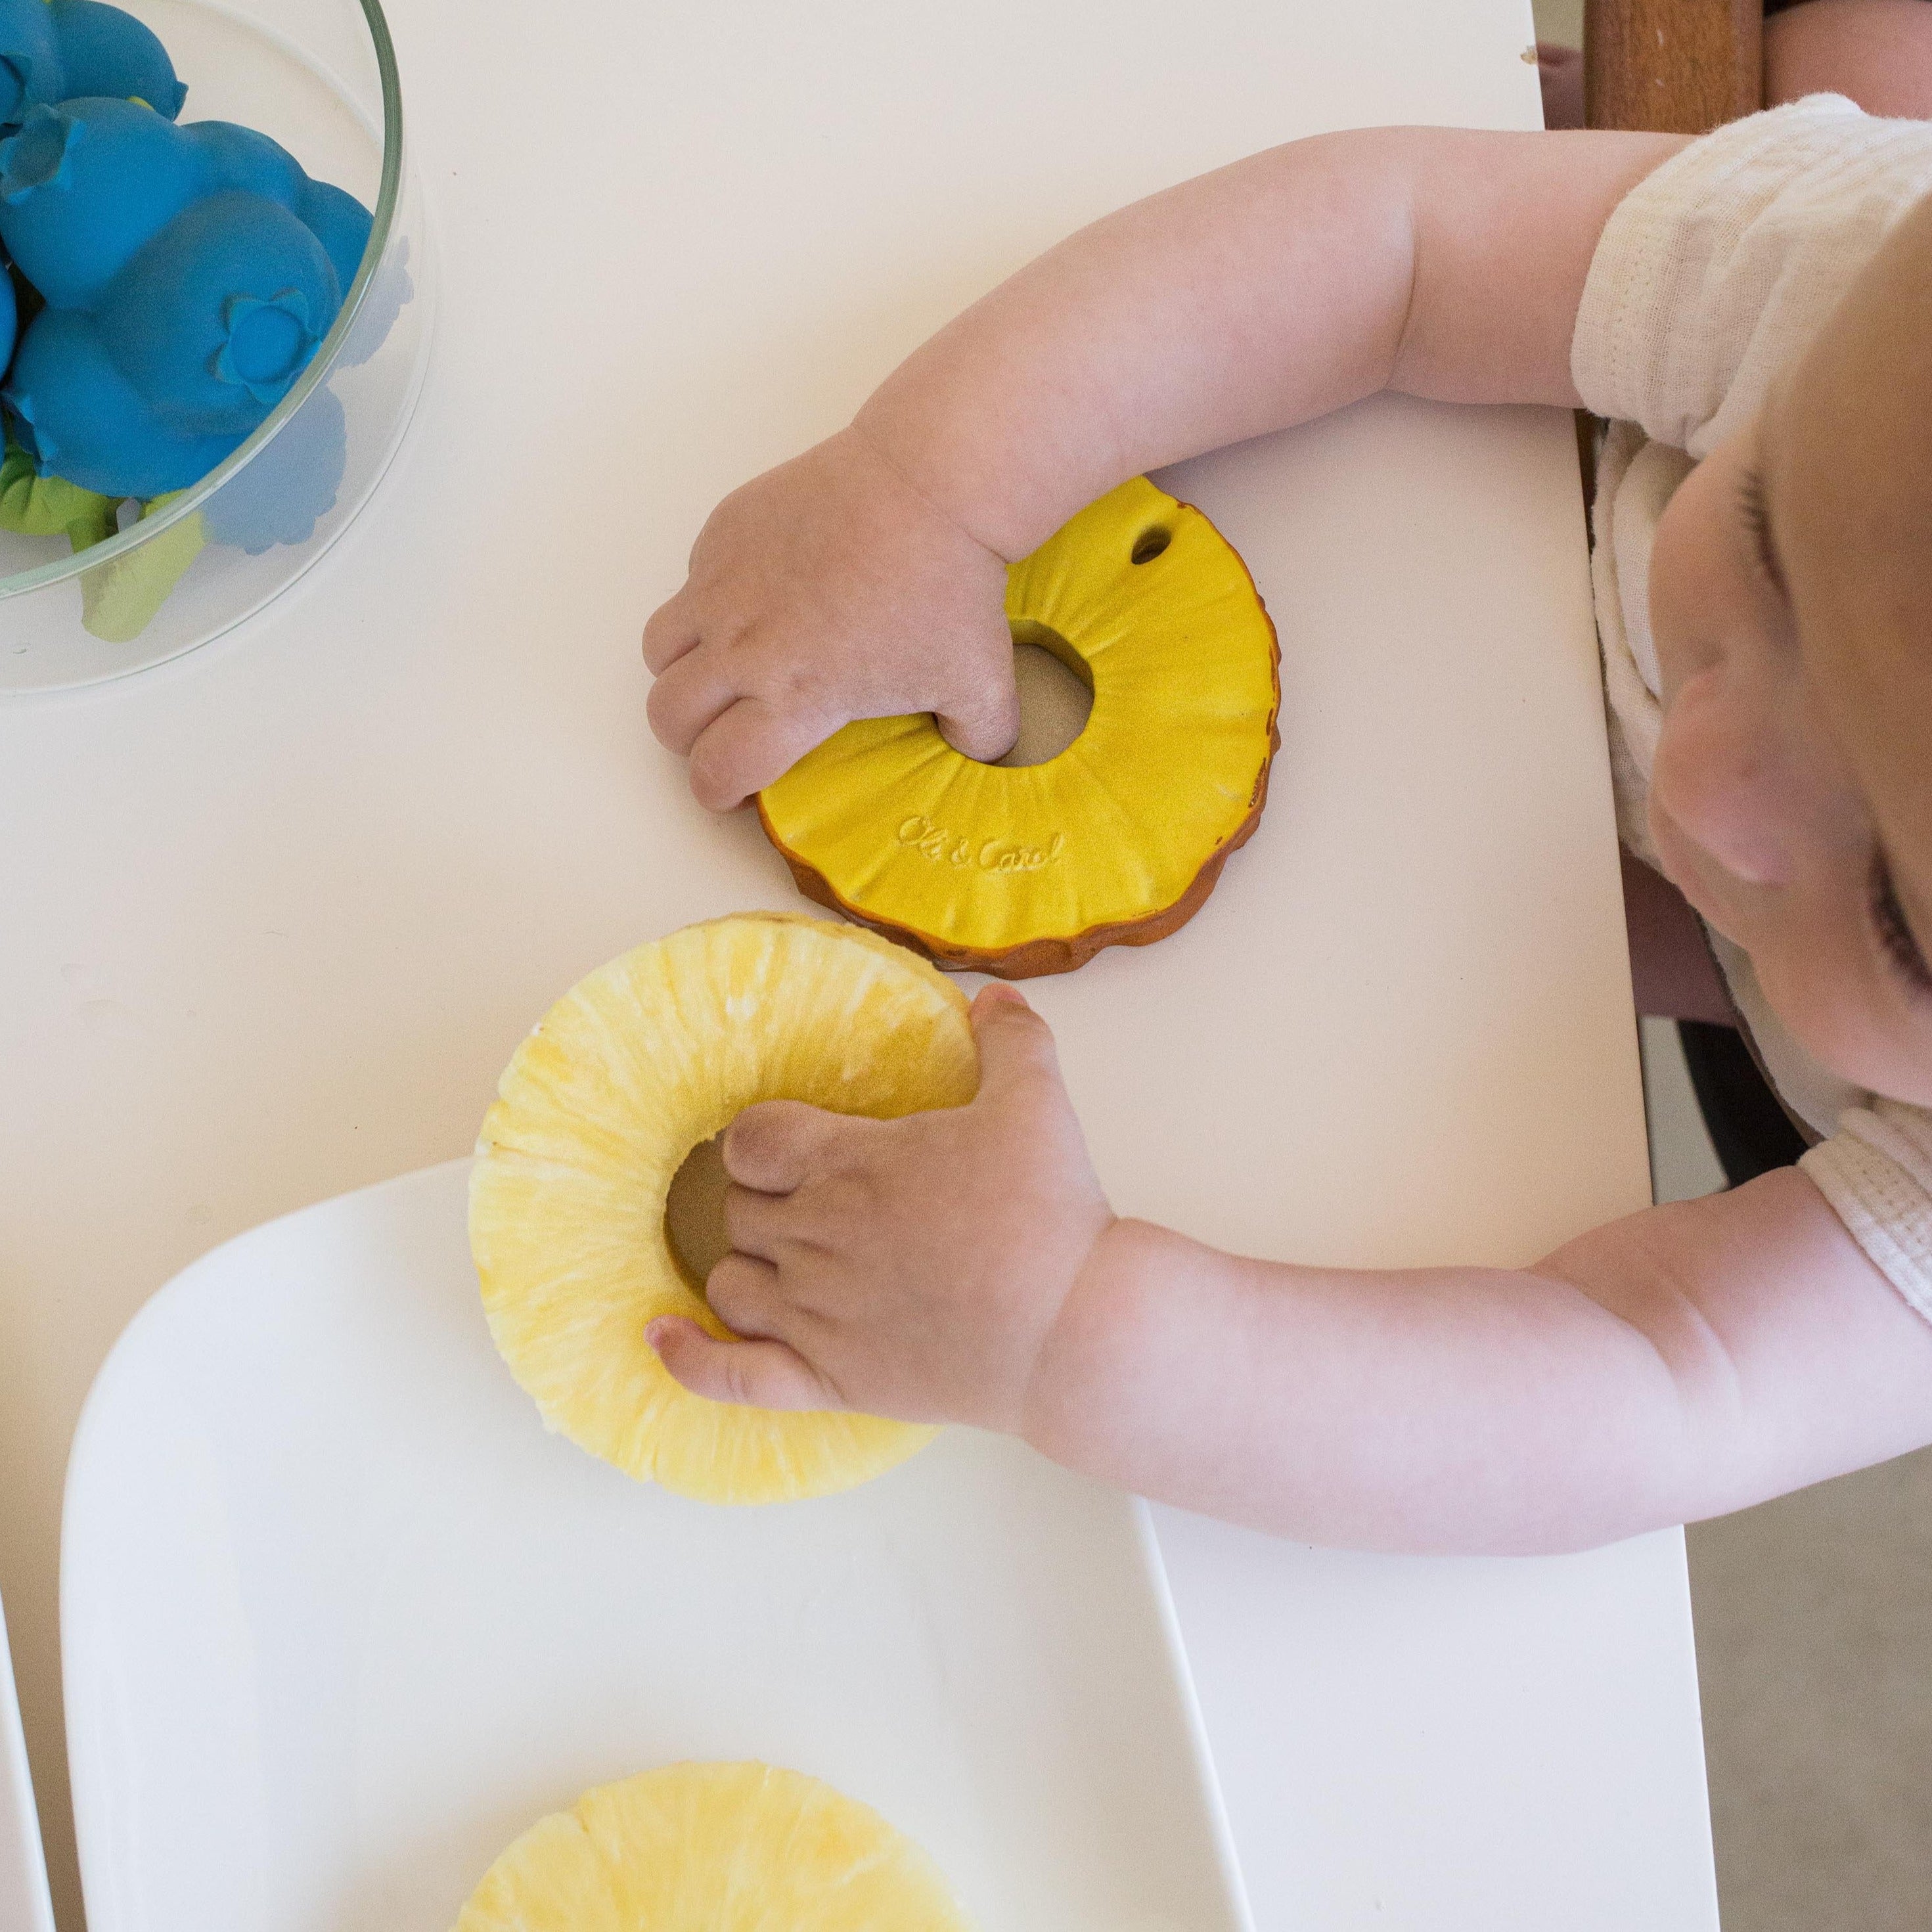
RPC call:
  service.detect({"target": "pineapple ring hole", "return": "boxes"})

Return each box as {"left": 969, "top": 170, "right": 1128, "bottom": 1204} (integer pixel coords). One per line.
{"left": 1130, "top": 524, "right": 1172, "bottom": 564}
{"left": 945, "top": 619, "right": 1094, "bottom": 769}
{"left": 665, "top": 1131, "right": 734, "bottom": 1297}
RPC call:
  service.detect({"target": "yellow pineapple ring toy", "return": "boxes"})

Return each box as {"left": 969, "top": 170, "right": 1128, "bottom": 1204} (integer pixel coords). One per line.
{"left": 468, "top": 912, "right": 977, "bottom": 1504}
{"left": 453, "top": 1762, "right": 976, "bottom": 1931}
{"left": 759, "top": 476, "right": 1280, "bottom": 977}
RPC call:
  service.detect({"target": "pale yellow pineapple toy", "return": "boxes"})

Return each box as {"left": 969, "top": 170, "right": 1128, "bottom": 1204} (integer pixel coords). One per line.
{"left": 469, "top": 912, "right": 977, "bottom": 1504}
{"left": 453, "top": 1762, "right": 974, "bottom": 1931}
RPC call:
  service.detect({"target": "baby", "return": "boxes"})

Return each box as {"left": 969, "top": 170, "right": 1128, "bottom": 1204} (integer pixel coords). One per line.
{"left": 637, "top": 81, "right": 1932, "bottom": 1553}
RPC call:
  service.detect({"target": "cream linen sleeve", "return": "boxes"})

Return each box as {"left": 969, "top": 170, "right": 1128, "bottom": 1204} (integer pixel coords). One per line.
{"left": 1569, "top": 97, "right": 1932, "bottom": 870}
{"left": 1571, "top": 94, "right": 1932, "bottom": 461}
{"left": 1803, "top": 1107, "right": 1932, "bottom": 1327}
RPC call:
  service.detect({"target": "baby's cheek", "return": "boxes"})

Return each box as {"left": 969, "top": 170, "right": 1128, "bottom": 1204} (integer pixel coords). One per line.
{"left": 1651, "top": 675, "right": 1793, "bottom": 887}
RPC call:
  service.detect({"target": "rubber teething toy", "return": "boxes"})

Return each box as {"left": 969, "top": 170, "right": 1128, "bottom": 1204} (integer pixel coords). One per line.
{"left": 0, "top": 97, "right": 371, "bottom": 498}
{"left": 758, "top": 477, "right": 1281, "bottom": 977}
{"left": 0, "top": 0, "right": 187, "bottom": 135}
{"left": 470, "top": 913, "right": 975, "bottom": 1504}
{"left": 454, "top": 1764, "right": 975, "bottom": 1932}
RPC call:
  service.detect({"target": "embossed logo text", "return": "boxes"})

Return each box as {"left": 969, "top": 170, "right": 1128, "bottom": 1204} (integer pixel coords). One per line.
{"left": 896, "top": 816, "right": 1066, "bottom": 872}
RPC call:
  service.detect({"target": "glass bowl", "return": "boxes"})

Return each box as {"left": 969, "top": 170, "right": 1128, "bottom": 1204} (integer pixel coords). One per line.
{"left": 0, "top": 0, "right": 434, "bottom": 694}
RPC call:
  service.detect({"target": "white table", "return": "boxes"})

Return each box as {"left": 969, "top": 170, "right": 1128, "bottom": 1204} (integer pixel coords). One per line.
{"left": 0, "top": 0, "right": 1719, "bottom": 1925}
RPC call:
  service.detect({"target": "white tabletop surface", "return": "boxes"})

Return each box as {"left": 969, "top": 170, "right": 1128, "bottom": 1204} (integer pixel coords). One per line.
{"left": 0, "top": 0, "right": 1719, "bottom": 1925}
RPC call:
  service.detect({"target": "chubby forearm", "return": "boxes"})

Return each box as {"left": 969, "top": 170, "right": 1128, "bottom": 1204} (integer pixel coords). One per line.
{"left": 1022, "top": 1219, "right": 1703, "bottom": 1553}
{"left": 644, "top": 125, "right": 1682, "bottom": 806}
{"left": 854, "top": 131, "right": 1418, "bottom": 560}
{"left": 653, "top": 997, "right": 1932, "bottom": 1548}
{"left": 1023, "top": 1169, "right": 1932, "bottom": 1554}
{"left": 854, "top": 125, "right": 1682, "bottom": 559}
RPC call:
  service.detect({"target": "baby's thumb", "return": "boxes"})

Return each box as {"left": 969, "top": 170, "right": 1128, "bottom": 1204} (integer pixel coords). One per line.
{"left": 646, "top": 1317, "right": 842, "bottom": 1412}
{"left": 968, "top": 983, "right": 1064, "bottom": 1101}
{"left": 935, "top": 645, "right": 1021, "bottom": 765}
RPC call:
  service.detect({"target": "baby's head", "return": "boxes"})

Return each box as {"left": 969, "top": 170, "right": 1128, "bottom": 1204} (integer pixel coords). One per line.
{"left": 1647, "top": 191, "right": 1932, "bottom": 1105}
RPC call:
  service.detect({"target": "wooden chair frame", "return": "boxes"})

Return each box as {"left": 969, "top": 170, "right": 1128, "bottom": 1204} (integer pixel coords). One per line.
{"left": 1584, "top": 0, "right": 1766, "bottom": 133}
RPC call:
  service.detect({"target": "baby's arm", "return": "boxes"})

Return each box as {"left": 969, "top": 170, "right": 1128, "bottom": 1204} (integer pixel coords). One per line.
{"left": 651, "top": 989, "right": 1932, "bottom": 1555}
{"left": 1766, "top": 0, "right": 1932, "bottom": 116}
{"left": 645, "top": 125, "right": 1684, "bottom": 808}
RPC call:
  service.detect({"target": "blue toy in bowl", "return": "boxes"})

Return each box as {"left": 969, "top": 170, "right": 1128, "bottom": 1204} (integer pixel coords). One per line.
{"left": 0, "top": 95, "right": 371, "bottom": 497}
{"left": 0, "top": 0, "right": 186, "bottom": 132}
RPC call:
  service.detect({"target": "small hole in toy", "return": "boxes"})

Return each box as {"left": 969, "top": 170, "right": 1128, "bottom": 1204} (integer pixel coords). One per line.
{"left": 0, "top": 106, "right": 70, "bottom": 196}
{"left": 993, "top": 625, "right": 1093, "bottom": 767}
{"left": 1131, "top": 526, "right": 1171, "bottom": 564}
{"left": 665, "top": 1131, "right": 732, "bottom": 1296}
{"left": 939, "top": 621, "right": 1092, "bottom": 767}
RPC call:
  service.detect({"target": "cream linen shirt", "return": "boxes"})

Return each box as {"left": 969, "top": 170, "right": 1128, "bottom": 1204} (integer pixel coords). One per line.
{"left": 1571, "top": 95, "right": 1932, "bottom": 1325}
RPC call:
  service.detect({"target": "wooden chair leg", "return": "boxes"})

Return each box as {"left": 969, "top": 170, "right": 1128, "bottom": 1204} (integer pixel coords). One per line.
{"left": 1585, "top": 0, "right": 1764, "bottom": 133}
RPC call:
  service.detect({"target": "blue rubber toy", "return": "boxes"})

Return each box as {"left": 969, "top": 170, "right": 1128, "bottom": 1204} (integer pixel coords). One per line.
{"left": 0, "top": 97, "right": 371, "bottom": 497}
{"left": 0, "top": 0, "right": 187, "bottom": 133}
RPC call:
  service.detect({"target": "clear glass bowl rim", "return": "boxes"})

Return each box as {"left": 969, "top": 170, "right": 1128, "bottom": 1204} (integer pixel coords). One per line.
{"left": 0, "top": 0, "right": 406, "bottom": 601}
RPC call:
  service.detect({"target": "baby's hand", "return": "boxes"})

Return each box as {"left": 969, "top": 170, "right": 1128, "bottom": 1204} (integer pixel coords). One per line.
{"left": 647, "top": 985, "right": 1115, "bottom": 1429}
{"left": 642, "top": 427, "right": 1020, "bottom": 810}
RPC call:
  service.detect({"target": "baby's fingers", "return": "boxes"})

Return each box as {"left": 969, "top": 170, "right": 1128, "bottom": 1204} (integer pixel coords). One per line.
{"left": 646, "top": 644, "right": 740, "bottom": 757}
{"left": 646, "top": 1316, "right": 844, "bottom": 1412}
{"left": 725, "top": 1099, "right": 865, "bottom": 1194}
{"left": 642, "top": 591, "right": 700, "bottom": 676}
{"left": 702, "top": 1251, "right": 790, "bottom": 1339}
{"left": 688, "top": 696, "right": 838, "bottom": 811}
{"left": 968, "top": 983, "right": 1067, "bottom": 1102}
